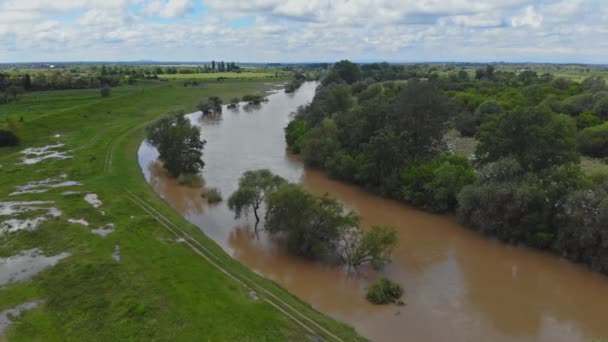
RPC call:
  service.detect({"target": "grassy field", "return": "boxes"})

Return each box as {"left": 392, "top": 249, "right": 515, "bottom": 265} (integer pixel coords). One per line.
{"left": 0, "top": 79, "right": 362, "bottom": 341}
{"left": 158, "top": 72, "right": 290, "bottom": 80}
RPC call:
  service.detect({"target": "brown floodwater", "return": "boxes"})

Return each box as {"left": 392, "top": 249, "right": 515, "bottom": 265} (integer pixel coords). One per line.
{"left": 138, "top": 82, "right": 608, "bottom": 342}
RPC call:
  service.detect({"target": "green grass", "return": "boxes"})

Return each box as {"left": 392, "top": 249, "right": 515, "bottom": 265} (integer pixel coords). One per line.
{"left": 158, "top": 72, "right": 289, "bottom": 80}
{"left": 0, "top": 79, "right": 363, "bottom": 341}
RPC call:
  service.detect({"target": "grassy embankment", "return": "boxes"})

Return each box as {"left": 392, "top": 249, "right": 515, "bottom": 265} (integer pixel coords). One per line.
{"left": 0, "top": 78, "right": 362, "bottom": 341}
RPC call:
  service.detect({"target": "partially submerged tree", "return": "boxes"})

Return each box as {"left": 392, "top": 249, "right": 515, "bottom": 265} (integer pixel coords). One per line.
{"left": 227, "top": 97, "right": 240, "bottom": 108}
{"left": 339, "top": 225, "right": 397, "bottom": 270}
{"left": 227, "top": 169, "right": 286, "bottom": 228}
{"left": 265, "top": 183, "right": 359, "bottom": 259}
{"left": 146, "top": 111, "right": 206, "bottom": 178}
{"left": 242, "top": 94, "right": 265, "bottom": 104}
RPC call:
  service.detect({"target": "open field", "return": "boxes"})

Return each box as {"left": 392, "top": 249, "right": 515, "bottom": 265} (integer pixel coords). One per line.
{"left": 0, "top": 79, "right": 362, "bottom": 341}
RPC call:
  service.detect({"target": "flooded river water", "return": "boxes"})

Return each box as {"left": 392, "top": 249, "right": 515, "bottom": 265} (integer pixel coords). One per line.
{"left": 138, "top": 82, "right": 608, "bottom": 342}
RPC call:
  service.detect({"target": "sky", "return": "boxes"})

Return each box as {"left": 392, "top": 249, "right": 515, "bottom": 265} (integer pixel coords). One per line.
{"left": 0, "top": 0, "right": 606, "bottom": 64}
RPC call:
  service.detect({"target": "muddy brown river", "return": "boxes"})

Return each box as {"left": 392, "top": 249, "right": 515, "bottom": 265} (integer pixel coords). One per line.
{"left": 139, "top": 82, "right": 608, "bottom": 342}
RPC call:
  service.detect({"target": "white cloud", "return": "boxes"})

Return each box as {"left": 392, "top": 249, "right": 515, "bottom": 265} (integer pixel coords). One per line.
{"left": 0, "top": 0, "right": 604, "bottom": 63}
{"left": 511, "top": 6, "right": 543, "bottom": 28}
{"left": 142, "top": 0, "right": 195, "bottom": 18}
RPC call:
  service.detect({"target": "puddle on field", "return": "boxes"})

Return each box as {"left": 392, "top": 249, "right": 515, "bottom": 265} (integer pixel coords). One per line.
{"left": 20, "top": 144, "right": 71, "bottom": 165}
{"left": 10, "top": 175, "right": 81, "bottom": 196}
{"left": 84, "top": 194, "right": 102, "bottom": 208}
{"left": 0, "top": 249, "right": 70, "bottom": 285}
{"left": 91, "top": 224, "right": 114, "bottom": 237}
{"left": 0, "top": 301, "right": 43, "bottom": 335}
{"left": 67, "top": 218, "right": 89, "bottom": 227}
{"left": 0, "top": 201, "right": 62, "bottom": 235}
{"left": 112, "top": 245, "right": 121, "bottom": 262}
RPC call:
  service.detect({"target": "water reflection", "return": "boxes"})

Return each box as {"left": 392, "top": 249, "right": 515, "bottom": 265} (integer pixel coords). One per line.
{"left": 138, "top": 81, "right": 608, "bottom": 342}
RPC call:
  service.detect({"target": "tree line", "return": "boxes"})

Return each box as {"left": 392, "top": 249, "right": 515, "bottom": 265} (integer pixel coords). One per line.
{"left": 285, "top": 60, "right": 608, "bottom": 274}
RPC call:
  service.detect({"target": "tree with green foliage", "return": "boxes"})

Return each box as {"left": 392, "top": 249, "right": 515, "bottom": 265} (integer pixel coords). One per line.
{"left": 0, "top": 130, "right": 19, "bottom": 147}
{"left": 339, "top": 225, "right": 397, "bottom": 270}
{"left": 576, "top": 111, "right": 603, "bottom": 130}
{"left": 457, "top": 158, "right": 583, "bottom": 247}
{"left": 303, "top": 118, "right": 340, "bottom": 167}
{"left": 146, "top": 111, "right": 206, "bottom": 178}
{"left": 593, "top": 96, "right": 608, "bottom": 120}
{"left": 227, "top": 169, "right": 286, "bottom": 228}
{"left": 556, "top": 178, "right": 608, "bottom": 273}
{"left": 284, "top": 118, "right": 308, "bottom": 153}
{"left": 389, "top": 79, "right": 452, "bottom": 160}
{"left": 578, "top": 122, "right": 608, "bottom": 158}
{"left": 476, "top": 108, "right": 578, "bottom": 171}
{"left": 6, "top": 85, "right": 24, "bottom": 101}
{"left": 401, "top": 155, "right": 476, "bottom": 212}
{"left": 100, "top": 85, "right": 111, "bottom": 97}
{"left": 265, "top": 183, "right": 359, "bottom": 259}
{"left": 329, "top": 60, "right": 361, "bottom": 85}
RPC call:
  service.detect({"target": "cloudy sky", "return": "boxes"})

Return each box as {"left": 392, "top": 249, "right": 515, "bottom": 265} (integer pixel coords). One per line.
{"left": 0, "top": 0, "right": 606, "bottom": 63}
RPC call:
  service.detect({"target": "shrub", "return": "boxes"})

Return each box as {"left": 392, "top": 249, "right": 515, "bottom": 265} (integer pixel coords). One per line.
{"left": 366, "top": 278, "right": 404, "bottom": 305}
{"left": 100, "top": 85, "right": 111, "bottom": 97}
{"left": 578, "top": 122, "right": 608, "bottom": 158}
{"left": 0, "top": 129, "right": 19, "bottom": 147}
{"left": 202, "top": 187, "right": 222, "bottom": 204}
{"left": 177, "top": 173, "right": 203, "bottom": 187}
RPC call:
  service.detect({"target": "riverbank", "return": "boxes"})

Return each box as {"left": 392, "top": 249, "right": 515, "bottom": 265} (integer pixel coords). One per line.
{"left": 0, "top": 79, "right": 362, "bottom": 340}
{"left": 139, "top": 81, "right": 608, "bottom": 342}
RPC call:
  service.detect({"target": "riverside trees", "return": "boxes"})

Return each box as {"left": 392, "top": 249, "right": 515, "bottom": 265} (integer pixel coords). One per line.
{"left": 228, "top": 169, "right": 397, "bottom": 270}
{"left": 146, "top": 110, "right": 206, "bottom": 178}
{"left": 284, "top": 59, "right": 608, "bottom": 275}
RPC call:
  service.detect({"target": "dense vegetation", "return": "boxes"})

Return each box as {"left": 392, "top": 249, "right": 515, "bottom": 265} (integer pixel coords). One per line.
{"left": 286, "top": 60, "right": 608, "bottom": 274}
{"left": 228, "top": 170, "right": 397, "bottom": 270}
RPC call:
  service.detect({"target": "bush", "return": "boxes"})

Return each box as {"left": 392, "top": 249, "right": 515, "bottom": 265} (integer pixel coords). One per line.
{"left": 201, "top": 187, "right": 222, "bottom": 204}
{"left": 366, "top": 278, "right": 403, "bottom": 305}
{"left": 177, "top": 173, "right": 203, "bottom": 187}
{"left": 0, "top": 129, "right": 19, "bottom": 147}
{"left": 100, "top": 85, "right": 111, "bottom": 97}
{"left": 578, "top": 122, "right": 608, "bottom": 158}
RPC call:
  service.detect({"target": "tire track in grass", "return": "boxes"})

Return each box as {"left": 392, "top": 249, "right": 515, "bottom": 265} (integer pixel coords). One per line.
{"left": 124, "top": 189, "right": 345, "bottom": 342}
